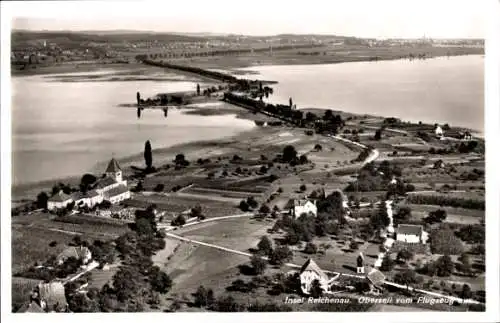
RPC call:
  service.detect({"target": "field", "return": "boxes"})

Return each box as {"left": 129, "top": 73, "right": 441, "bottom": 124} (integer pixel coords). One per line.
{"left": 12, "top": 213, "right": 130, "bottom": 273}
{"left": 156, "top": 217, "right": 272, "bottom": 296}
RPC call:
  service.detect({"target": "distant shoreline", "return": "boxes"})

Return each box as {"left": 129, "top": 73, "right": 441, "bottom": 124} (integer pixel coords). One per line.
{"left": 10, "top": 50, "right": 483, "bottom": 78}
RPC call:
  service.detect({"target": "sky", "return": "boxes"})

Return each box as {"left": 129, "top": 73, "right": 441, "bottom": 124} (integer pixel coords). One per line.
{"left": 6, "top": 0, "right": 487, "bottom": 39}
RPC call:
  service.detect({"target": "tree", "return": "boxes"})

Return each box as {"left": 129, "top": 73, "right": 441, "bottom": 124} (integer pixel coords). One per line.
{"left": 135, "top": 218, "right": 154, "bottom": 236}
{"left": 289, "top": 97, "right": 293, "bottom": 107}
{"left": 435, "top": 254, "right": 454, "bottom": 277}
{"left": 36, "top": 191, "right": 49, "bottom": 210}
{"left": 370, "top": 202, "right": 390, "bottom": 231}
{"left": 270, "top": 246, "right": 292, "bottom": 266}
{"left": 174, "top": 153, "right": 188, "bottom": 166}
{"left": 394, "top": 206, "right": 412, "bottom": 222}
{"left": 144, "top": 140, "right": 153, "bottom": 170}
{"left": 314, "top": 144, "right": 323, "bottom": 151}
{"left": 246, "top": 196, "right": 258, "bottom": 209}
{"left": 153, "top": 184, "right": 164, "bottom": 192}
{"left": 251, "top": 254, "right": 267, "bottom": 275}
{"left": 299, "top": 184, "right": 307, "bottom": 192}
{"left": 79, "top": 174, "right": 97, "bottom": 193}
{"left": 304, "top": 242, "right": 318, "bottom": 254}
{"left": 258, "top": 204, "right": 271, "bottom": 216}
{"left": 282, "top": 145, "right": 298, "bottom": 163}
{"left": 149, "top": 266, "right": 172, "bottom": 293}
{"left": 374, "top": 129, "right": 382, "bottom": 140}
{"left": 257, "top": 236, "right": 273, "bottom": 256}
{"left": 425, "top": 209, "right": 447, "bottom": 224}
{"left": 396, "top": 249, "right": 414, "bottom": 263}
{"left": 191, "top": 205, "right": 203, "bottom": 219}
{"left": 299, "top": 154, "right": 308, "bottom": 164}
{"left": 310, "top": 279, "right": 323, "bottom": 298}
{"left": 68, "top": 293, "right": 100, "bottom": 312}
{"left": 394, "top": 269, "right": 418, "bottom": 287}
{"left": 458, "top": 253, "right": 471, "bottom": 273}
{"left": 196, "top": 83, "right": 201, "bottom": 96}
{"left": 171, "top": 214, "right": 186, "bottom": 226}
{"left": 239, "top": 200, "right": 249, "bottom": 212}
{"left": 380, "top": 254, "right": 394, "bottom": 272}
{"left": 461, "top": 284, "right": 472, "bottom": 300}
{"left": 193, "top": 285, "right": 214, "bottom": 308}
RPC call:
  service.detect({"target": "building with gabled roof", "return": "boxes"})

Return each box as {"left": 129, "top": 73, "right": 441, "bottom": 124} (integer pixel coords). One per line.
{"left": 290, "top": 199, "right": 317, "bottom": 218}
{"left": 396, "top": 224, "right": 427, "bottom": 244}
{"left": 36, "top": 282, "right": 68, "bottom": 312}
{"left": 47, "top": 191, "right": 73, "bottom": 211}
{"left": 56, "top": 246, "right": 92, "bottom": 265}
{"left": 366, "top": 268, "right": 385, "bottom": 294}
{"left": 299, "top": 258, "right": 331, "bottom": 294}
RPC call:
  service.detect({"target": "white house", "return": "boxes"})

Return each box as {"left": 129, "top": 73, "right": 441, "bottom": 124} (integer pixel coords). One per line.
{"left": 435, "top": 125, "right": 444, "bottom": 138}
{"left": 47, "top": 192, "right": 73, "bottom": 211}
{"left": 396, "top": 224, "right": 427, "bottom": 244}
{"left": 56, "top": 246, "right": 92, "bottom": 265}
{"left": 291, "top": 199, "right": 317, "bottom": 218}
{"left": 299, "top": 258, "right": 331, "bottom": 294}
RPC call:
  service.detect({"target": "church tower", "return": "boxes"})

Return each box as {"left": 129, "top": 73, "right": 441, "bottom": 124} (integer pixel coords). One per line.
{"left": 105, "top": 158, "right": 123, "bottom": 183}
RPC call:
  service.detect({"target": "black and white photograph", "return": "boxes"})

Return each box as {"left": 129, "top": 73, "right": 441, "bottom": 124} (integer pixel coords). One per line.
{"left": 1, "top": 0, "right": 499, "bottom": 322}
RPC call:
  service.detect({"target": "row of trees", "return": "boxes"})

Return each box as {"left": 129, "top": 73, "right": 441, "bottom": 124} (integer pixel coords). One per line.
{"left": 406, "top": 194, "right": 485, "bottom": 210}
{"left": 137, "top": 44, "right": 325, "bottom": 61}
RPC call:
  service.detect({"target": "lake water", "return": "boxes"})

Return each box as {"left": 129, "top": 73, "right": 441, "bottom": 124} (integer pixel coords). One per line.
{"left": 12, "top": 56, "right": 484, "bottom": 186}
{"left": 240, "top": 55, "right": 484, "bottom": 132}
{"left": 12, "top": 70, "right": 255, "bottom": 186}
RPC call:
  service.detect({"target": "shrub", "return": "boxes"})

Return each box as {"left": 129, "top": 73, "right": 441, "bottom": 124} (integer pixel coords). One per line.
{"left": 455, "top": 225, "right": 485, "bottom": 244}
{"left": 239, "top": 200, "right": 250, "bottom": 212}
{"left": 153, "top": 184, "right": 165, "bottom": 192}
{"left": 303, "top": 242, "right": 318, "bottom": 254}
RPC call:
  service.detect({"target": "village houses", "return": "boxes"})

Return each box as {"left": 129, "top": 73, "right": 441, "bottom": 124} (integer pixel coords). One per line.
{"left": 47, "top": 158, "right": 130, "bottom": 211}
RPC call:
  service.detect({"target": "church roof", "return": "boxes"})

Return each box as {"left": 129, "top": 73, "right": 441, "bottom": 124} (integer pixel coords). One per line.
{"left": 104, "top": 185, "right": 129, "bottom": 198}
{"left": 105, "top": 158, "right": 122, "bottom": 173}
{"left": 95, "top": 177, "right": 118, "bottom": 189}
{"left": 299, "top": 258, "right": 328, "bottom": 282}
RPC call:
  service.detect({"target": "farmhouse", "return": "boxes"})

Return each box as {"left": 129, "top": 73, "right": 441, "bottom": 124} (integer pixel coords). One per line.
{"left": 56, "top": 246, "right": 92, "bottom": 265}
{"left": 35, "top": 282, "right": 68, "bottom": 312}
{"left": 47, "top": 192, "right": 73, "bottom": 211}
{"left": 396, "top": 224, "right": 427, "bottom": 244}
{"left": 299, "top": 258, "right": 330, "bottom": 294}
{"left": 47, "top": 158, "right": 130, "bottom": 211}
{"left": 290, "top": 199, "right": 317, "bottom": 218}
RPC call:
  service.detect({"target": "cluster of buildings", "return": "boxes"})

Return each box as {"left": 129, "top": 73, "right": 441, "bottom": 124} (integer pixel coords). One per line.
{"left": 47, "top": 158, "right": 131, "bottom": 211}
{"left": 16, "top": 246, "right": 94, "bottom": 313}
{"left": 434, "top": 125, "right": 473, "bottom": 141}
